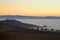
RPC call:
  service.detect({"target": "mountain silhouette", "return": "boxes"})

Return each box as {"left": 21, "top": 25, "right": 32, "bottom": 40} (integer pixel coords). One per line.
{"left": 0, "top": 20, "right": 39, "bottom": 29}
{"left": 0, "top": 15, "right": 60, "bottom": 19}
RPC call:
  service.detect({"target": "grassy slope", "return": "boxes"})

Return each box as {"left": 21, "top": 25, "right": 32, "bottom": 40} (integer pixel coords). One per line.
{"left": 0, "top": 25, "right": 60, "bottom": 40}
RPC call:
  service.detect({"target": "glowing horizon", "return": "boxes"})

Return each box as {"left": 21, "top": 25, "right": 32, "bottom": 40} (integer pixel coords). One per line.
{"left": 0, "top": 0, "right": 60, "bottom": 16}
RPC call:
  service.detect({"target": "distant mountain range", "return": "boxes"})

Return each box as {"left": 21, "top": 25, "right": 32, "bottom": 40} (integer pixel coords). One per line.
{"left": 0, "top": 15, "right": 60, "bottom": 19}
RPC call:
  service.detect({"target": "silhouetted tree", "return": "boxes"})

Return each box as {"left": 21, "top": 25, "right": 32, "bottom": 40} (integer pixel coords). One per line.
{"left": 43, "top": 25, "right": 49, "bottom": 31}
{"left": 50, "top": 28, "right": 54, "bottom": 32}
{"left": 44, "top": 28, "right": 48, "bottom": 31}
{"left": 40, "top": 27, "right": 44, "bottom": 31}
{"left": 37, "top": 26, "right": 39, "bottom": 31}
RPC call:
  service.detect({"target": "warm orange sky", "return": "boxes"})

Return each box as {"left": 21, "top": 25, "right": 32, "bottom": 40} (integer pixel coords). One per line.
{"left": 0, "top": 0, "right": 60, "bottom": 16}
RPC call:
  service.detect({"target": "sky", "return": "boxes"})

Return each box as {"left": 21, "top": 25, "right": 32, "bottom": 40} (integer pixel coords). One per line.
{"left": 0, "top": 0, "right": 60, "bottom": 16}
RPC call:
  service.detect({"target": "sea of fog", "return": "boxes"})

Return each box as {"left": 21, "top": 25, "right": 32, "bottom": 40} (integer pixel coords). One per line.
{"left": 16, "top": 19, "right": 60, "bottom": 30}
{"left": 0, "top": 19, "right": 60, "bottom": 30}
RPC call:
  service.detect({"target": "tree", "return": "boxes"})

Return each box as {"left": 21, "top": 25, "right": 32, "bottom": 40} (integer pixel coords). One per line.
{"left": 40, "top": 27, "right": 44, "bottom": 31}
{"left": 37, "top": 26, "right": 39, "bottom": 31}
{"left": 50, "top": 28, "right": 54, "bottom": 32}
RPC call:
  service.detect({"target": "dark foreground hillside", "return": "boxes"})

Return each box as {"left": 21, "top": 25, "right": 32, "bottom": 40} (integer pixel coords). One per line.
{"left": 0, "top": 32, "right": 60, "bottom": 40}
{"left": 0, "top": 25, "right": 60, "bottom": 40}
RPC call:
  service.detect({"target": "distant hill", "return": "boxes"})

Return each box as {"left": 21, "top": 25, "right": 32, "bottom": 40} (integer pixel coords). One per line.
{"left": 0, "top": 20, "right": 39, "bottom": 29}
{"left": 0, "top": 23, "right": 37, "bottom": 32}
{"left": 0, "top": 15, "right": 60, "bottom": 19}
